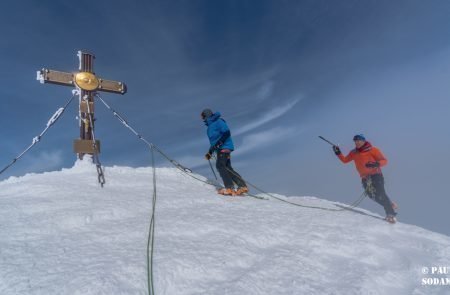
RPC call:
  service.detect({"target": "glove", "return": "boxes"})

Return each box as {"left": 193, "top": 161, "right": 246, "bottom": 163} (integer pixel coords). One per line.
{"left": 333, "top": 145, "right": 341, "bottom": 155}
{"left": 365, "top": 161, "right": 380, "bottom": 168}
{"left": 205, "top": 152, "right": 212, "bottom": 160}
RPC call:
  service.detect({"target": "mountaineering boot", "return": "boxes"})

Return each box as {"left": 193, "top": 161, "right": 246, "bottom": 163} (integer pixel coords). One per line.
{"left": 235, "top": 186, "right": 249, "bottom": 196}
{"left": 385, "top": 214, "right": 397, "bottom": 224}
{"left": 218, "top": 188, "right": 236, "bottom": 196}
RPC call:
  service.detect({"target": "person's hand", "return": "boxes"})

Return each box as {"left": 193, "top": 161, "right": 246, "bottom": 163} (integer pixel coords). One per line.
{"left": 333, "top": 145, "right": 341, "bottom": 155}
{"left": 205, "top": 152, "right": 212, "bottom": 160}
{"left": 365, "top": 161, "right": 380, "bottom": 168}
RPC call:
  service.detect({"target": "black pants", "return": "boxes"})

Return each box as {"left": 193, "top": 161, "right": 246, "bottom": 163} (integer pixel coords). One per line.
{"left": 216, "top": 151, "right": 246, "bottom": 189}
{"left": 362, "top": 174, "right": 396, "bottom": 216}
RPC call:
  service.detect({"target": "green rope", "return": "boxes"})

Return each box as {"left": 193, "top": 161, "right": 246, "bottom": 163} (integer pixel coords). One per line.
{"left": 147, "top": 145, "right": 157, "bottom": 295}
{"left": 97, "top": 93, "right": 370, "bottom": 295}
{"left": 214, "top": 154, "right": 368, "bottom": 212}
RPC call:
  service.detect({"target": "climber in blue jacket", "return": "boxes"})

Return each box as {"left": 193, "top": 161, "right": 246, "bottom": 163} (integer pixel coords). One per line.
{"left": 201, "top": 108, "right": 248, "bottom": 196}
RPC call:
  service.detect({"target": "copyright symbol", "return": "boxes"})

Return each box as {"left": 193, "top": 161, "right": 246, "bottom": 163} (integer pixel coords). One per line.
{"left": 422, "top": 267, "right": 429, "bottom": 274}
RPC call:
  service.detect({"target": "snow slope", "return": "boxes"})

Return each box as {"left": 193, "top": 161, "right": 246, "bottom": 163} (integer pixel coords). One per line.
{"left": 0, "top": 160, "right": 449, "bottom": 295}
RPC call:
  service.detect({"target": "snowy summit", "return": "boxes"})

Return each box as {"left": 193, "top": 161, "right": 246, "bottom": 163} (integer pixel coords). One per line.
{"left": 0, "top": 160, "right": 449, "bottom": 295}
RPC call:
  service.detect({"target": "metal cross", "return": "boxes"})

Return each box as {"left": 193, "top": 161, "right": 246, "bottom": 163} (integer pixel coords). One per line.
{"left": 37, "top": 51, "right": 127, "bottom": 159}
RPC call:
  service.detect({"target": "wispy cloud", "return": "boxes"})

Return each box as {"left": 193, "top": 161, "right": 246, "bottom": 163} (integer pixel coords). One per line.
{"left": 233, "top": 98, "right": 301, "bottom": 136}
{"left": 257, "top": 80, "right": 275, "bottom": 102}
{"left": 170, "top": 97, "right": 302, "bottom": 157}
{"left": 174, "top": 126, "right": 300, "bottom": 169}
{"left": 234, "top": 126, "right": 299, "bottom": 156}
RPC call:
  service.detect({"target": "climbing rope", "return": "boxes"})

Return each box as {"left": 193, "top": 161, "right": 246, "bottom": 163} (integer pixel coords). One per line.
{"left": 212, "top": 154, "right": 368, "bottom": 212}
{"left": 96, "top": 93, "right": 223, "bottom": 190}
{"left": 97, "top": 93, "right": 367, "bottom": 211}
{"left": 0, "top": 93, "right": 76, "bottom": 175}
{"left": 97, "top": 93, "right": 272, "bottom": 202}
{"left": 147, "top": 144, "right": 157, "bottom": 295}
{"left": 364, "top": 176, "right": 376, "bottom": 197}
{"left": 95, "top": 94, "right": 375, "bottom": 294}
{"left": 97, "top": 93, "right": 212, "bottom": 295}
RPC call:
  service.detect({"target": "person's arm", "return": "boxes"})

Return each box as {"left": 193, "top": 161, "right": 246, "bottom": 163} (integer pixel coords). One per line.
{"left": 215, "top": 130, "right": 230, "bottom": 148}
{"left": 370, "top": 147, "right": 388, "bottom": 167}
{"left": 211, "top": 120, "right": 231, "bottom": 150}
{"left": 338, "top": 151, "right": 354, "bottom": 164}
{"left": 333, "top": 146, "right": 354, "bottom": 163}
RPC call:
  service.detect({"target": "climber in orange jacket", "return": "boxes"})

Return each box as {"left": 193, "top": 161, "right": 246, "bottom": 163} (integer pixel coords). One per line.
{"left": 333, "top": 134, "right": 398, "bottom": 223}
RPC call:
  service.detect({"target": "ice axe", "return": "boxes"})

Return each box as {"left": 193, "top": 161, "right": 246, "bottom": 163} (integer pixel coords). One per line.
{"left": 318, "top": 136, "right": 338, "bottom": 146}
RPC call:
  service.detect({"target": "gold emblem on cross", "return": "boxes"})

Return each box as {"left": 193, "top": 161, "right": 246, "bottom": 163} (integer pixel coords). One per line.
{"left": 75, "top": 72, "right": 100, "bottom": 91}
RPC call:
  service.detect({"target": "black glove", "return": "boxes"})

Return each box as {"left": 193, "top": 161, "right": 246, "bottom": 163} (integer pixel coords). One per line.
{"left": 365, "top": 161, "right": 380, "bottom": 168}
{"left": 205, "top": 152, "right": 212, "bottom": 160}
{"left": 333, "top": 145, "right": 341, "bottom": 155}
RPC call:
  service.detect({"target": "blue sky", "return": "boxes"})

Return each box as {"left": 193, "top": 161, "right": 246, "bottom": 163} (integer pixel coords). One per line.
{"left": 0, "top": 0, "right": 449, "bottom": 236}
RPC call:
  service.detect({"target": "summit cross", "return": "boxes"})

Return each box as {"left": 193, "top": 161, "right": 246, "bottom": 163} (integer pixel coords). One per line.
{"left": 37, "top": 51, "right": 127, "bottom": 159}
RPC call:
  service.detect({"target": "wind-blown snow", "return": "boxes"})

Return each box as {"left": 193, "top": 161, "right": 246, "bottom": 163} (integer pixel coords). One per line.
{"left": 0, "top": 160, "right": 448, "bottom": 295}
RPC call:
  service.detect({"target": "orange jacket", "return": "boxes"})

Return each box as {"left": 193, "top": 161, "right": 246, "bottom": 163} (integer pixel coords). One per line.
{"left": 337, "top": 142, "right": 387, "bottom": 178}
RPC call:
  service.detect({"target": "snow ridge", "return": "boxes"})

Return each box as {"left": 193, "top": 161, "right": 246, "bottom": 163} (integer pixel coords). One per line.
{"left": 0, "top": 162, "right": 449, "bottom": 295}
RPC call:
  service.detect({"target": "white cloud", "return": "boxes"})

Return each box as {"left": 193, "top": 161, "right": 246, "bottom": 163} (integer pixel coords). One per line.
{"left": 233, "top": 98, "right": 301, "bottom": 136}
{"left": 234, "top": 126, "right": 299, "bottom": 156}
{"left": 171, "top": 97, "right": 301, "bottom": 155}
{"left": 174, "top": 126, "right": 300, "bottom": 169}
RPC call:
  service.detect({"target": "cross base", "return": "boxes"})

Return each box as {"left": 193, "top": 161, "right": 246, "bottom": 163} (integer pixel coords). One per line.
{"left": 73, "top": 139, "right": 101, "bottom": 154}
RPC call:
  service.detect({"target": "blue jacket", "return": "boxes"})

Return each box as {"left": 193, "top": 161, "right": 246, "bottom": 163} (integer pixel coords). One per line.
{"left": 204, "top": 112, "right": 234, "bottom": 152}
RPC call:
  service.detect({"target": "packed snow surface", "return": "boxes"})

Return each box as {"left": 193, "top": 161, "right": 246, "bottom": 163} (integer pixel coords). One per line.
{"left": 0, "top": 160, "right": 449, "bottom": 295}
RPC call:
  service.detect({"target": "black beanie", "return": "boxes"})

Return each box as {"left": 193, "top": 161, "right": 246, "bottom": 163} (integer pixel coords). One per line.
{"left": 201, "top": 108, "right": 213, "bottom": 119}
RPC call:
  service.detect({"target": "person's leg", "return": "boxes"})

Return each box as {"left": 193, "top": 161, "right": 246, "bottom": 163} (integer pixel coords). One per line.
{"left": 226, "top": 155, "right": 247, "bottom": 188}
{"left": 362, "top": 177, "right": 376, "bottom": 200}
{"left": 216, "top": 151, "right": 234, "bottom": 189}
{"left": 369, "top": 174, "right": 396, "bottom": 216}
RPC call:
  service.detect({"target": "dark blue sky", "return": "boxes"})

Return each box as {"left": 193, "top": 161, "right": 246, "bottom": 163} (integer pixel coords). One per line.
{"left": 1, "top": 0, "right": 449, "bottom": 236}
